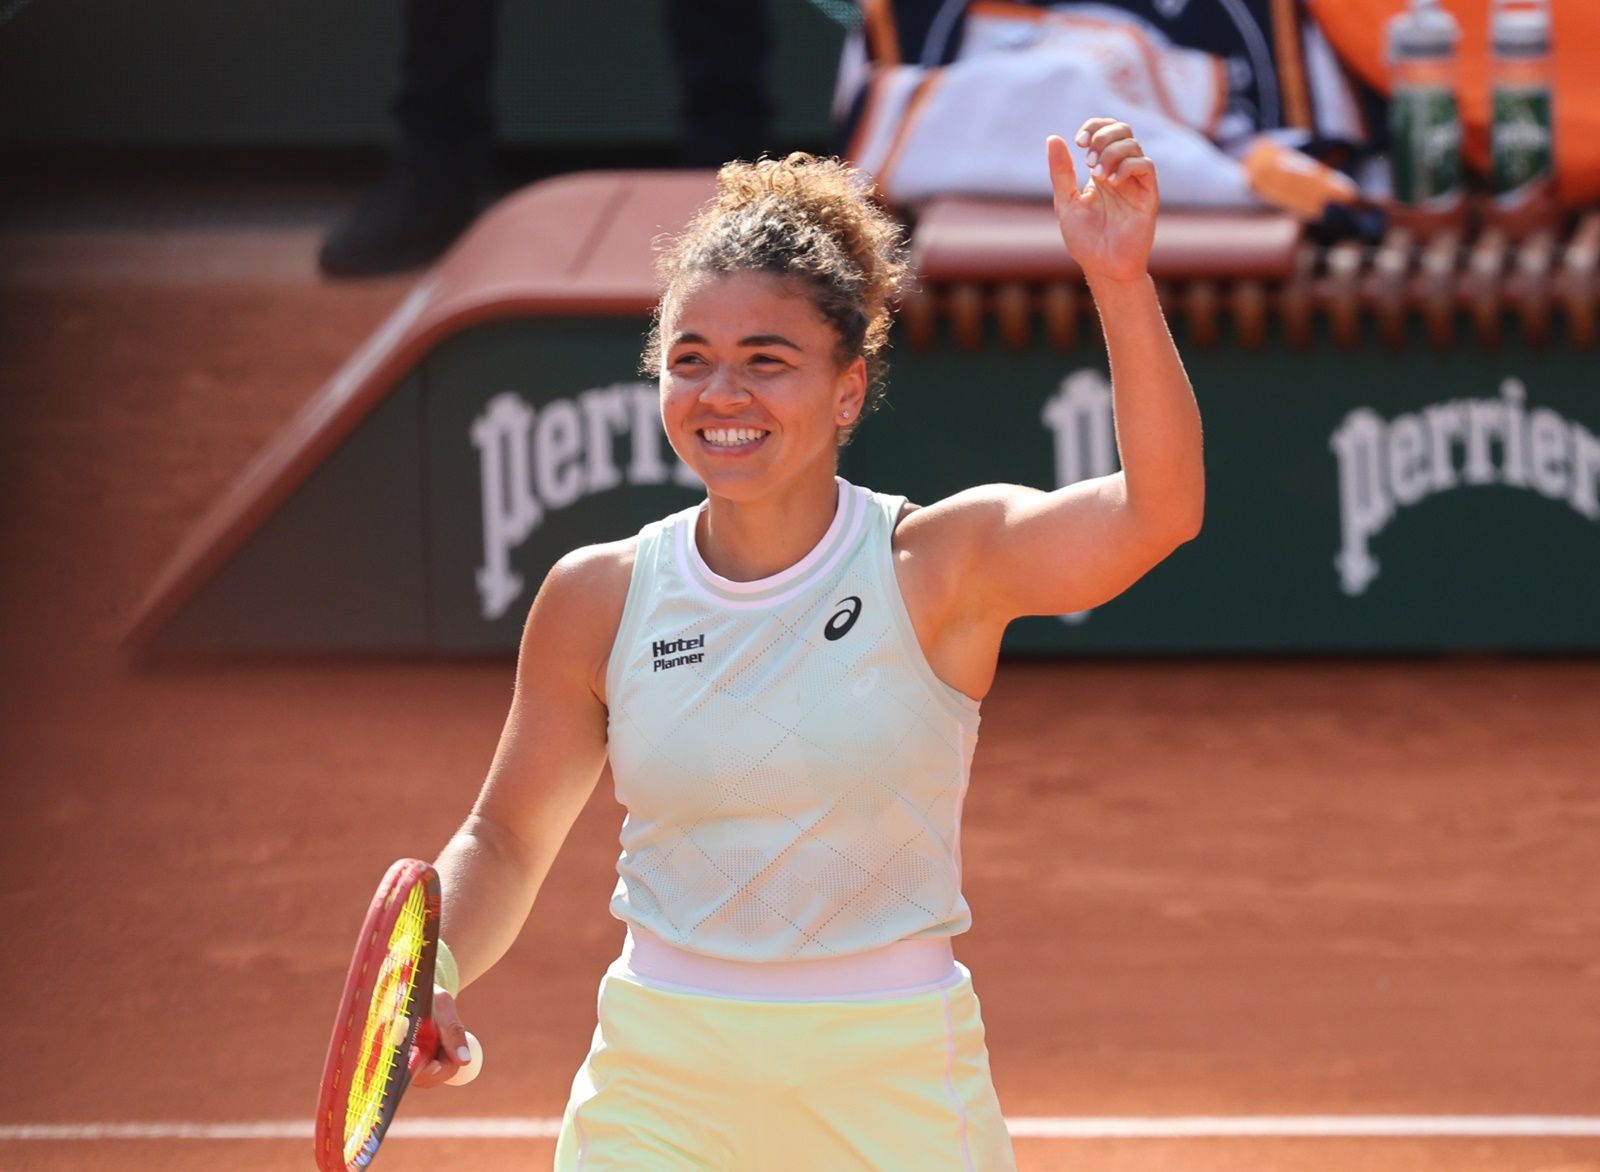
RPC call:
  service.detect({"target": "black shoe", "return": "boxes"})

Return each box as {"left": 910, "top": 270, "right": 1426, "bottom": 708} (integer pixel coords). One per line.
{"left": 319, "top": 162, "right": 483, "bottom": 278}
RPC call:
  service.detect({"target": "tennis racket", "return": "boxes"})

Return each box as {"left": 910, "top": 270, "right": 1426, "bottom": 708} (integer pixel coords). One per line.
{"left": 314, "top": 857, "right": 446, "bottom": 1172}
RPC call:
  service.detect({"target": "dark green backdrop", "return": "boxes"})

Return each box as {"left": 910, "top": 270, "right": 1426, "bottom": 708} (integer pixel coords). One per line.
{"left": 0, "top": 0, "right": 847, "bottom": 148}
{"left": 159, "top": 314, "right": 1600, "bottom": 654}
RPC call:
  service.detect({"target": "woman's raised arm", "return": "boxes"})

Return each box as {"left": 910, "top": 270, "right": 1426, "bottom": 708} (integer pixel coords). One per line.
{"left": 920, "top": 120, "right": 1205, "bottom": 623}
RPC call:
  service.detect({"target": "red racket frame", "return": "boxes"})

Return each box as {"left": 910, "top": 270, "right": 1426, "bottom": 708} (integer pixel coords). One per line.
{"left": 314, "top": 858, "right": 443, "bottom": 1172}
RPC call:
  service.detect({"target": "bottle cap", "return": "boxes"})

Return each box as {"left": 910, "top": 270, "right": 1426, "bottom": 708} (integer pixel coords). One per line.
{"left": 1492, "top": 1, "right": 1550, "bottom": 57}
{"left": 1387, "top": 0, "right": 1461, "bottom": 61}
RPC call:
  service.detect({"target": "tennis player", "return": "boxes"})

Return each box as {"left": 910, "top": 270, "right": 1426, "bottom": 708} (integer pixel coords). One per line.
{"left": 414, "top": 118, "right": 1203, "bottom": 1169}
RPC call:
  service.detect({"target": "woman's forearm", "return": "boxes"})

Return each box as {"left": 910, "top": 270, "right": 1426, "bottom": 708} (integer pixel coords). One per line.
{"left": 434, "top": 812, "right": 556, "bottom": 993}
{"left": 1090, "top": 272, "right": 1205, "bottom": 540}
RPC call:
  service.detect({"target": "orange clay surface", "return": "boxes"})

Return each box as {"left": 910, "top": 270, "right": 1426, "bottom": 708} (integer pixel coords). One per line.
{"left": 1, "top": 247, "right": 1597, "bottom": 1172}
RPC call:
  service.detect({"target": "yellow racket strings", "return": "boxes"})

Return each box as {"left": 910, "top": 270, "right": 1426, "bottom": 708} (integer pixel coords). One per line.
{"left": 343, "top": 882, "right": 430, "bottom": 1164}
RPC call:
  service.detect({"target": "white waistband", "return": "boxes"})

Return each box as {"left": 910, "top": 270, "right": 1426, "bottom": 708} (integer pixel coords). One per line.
{"left": 617, "top": 927, "right": 959, "bottom": 1002}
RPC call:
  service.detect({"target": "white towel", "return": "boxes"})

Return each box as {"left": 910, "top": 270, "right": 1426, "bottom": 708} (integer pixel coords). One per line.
{"left": 847, "top": 4, "right": 1259, "bottom": 208}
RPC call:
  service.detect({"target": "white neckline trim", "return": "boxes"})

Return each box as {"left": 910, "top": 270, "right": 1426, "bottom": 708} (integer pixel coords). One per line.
{"left": 677, "top": 478, "right": 868, "bottom": 609}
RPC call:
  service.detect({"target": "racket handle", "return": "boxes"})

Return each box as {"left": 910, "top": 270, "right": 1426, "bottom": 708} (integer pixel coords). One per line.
{"left": 408, "top": 1019, "right": 441, "bottom": 1077}
{"left": 445, "top": 1032, "right": 483, "bottom": 1086}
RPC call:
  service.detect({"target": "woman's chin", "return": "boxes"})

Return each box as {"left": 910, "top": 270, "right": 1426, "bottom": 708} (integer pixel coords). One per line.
{"left": 693, "top": 467, "right": 773, "bottom": 502}
{"left": 675, "top": 436, "right": 838, "bottom": 503}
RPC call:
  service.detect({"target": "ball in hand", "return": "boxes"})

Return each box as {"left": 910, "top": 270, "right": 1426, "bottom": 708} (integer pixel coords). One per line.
{"left": 445, "top": 1031, "right": 483, "bottom": 1087}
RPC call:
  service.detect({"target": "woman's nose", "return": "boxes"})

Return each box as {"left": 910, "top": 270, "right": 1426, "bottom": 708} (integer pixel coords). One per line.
{"left": 699, "top": 365, "right": 751, "bottom": 407}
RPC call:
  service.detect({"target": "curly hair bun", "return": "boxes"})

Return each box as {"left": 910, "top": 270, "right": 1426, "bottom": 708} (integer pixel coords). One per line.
{"left": 644, "top": 154, "right": 910, "bottom": 432}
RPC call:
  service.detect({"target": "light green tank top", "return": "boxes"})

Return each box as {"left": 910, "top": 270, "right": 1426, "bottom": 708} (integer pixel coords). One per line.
{"left": 604, "top": 478, "right": 981, "bottom": 962}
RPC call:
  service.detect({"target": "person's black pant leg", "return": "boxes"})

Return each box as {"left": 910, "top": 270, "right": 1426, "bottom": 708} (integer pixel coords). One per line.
{"left": 392, "top": 0, "right": 499, "bottom": 172}
{"left": 666, "top": 0, "right": 774, "bottom": 166}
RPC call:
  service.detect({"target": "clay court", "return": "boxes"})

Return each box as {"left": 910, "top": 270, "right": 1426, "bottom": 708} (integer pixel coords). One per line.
{"left": 2, "top": 186, "right": 1598, "bottom": 1171}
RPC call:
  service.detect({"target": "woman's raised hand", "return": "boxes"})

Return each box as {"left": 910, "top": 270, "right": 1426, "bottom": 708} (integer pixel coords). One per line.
{"left": 1046, "top": 119, "right": 1159, "bottom": 285}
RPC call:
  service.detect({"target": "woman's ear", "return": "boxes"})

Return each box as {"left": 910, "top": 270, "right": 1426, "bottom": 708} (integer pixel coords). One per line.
{"left": 836, "top": 355, "right": 868, "bottom": 422}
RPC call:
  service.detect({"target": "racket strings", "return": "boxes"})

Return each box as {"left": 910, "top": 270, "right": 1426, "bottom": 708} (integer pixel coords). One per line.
{"left": 342, "top": 882, "right": 430, "bottom": 1163}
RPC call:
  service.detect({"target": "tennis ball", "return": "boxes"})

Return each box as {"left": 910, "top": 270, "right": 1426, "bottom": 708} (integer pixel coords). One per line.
{"left": 445, "top": 1031, "right": 483, "bottom": 1087}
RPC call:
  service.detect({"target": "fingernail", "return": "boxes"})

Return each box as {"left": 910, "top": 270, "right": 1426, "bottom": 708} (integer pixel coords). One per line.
{"left": 1092, "top": 163, "right": 1104, "bottom": 177}
{"left": 426, "top": 1061, "right": 441, "bottom": 1077}
{"left": 1085, "top": 150, "right": 1098, "bottom": 167}
{"left": 456, "top": 1045, "right": 473, "bottom": 1063}
{"left": 1075, "top": 131, "right": 1089, "bottom": 146}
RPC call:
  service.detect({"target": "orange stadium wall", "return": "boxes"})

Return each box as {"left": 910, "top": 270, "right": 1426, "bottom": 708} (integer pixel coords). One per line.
{"left": 1308, "top": 0, "right": 1600, "bottom": 205}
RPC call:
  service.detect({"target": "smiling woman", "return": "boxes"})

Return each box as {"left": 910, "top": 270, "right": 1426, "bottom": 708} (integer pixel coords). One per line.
{"left": 657, "top": 271, "right": 870, "bottom": 543}
{"left": 414, "top": 124, "right": 1203, "bottom": 1171}
{"left": 643, "top": 153, "right": 908, "bottom": 447}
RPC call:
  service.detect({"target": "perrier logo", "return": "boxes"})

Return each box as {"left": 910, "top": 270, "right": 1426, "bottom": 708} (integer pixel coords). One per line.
{"left": 1491, "top": 88, "right": 1552, "bottom": 195}
{"left": 1329, "top": 377, "right": 1600, "bottom": 596}
{"left": 1392, "top": 89, "right": 1461, "bottom": 205}
{"left": 470, "top": 383, "right": 701, "bottom": 622}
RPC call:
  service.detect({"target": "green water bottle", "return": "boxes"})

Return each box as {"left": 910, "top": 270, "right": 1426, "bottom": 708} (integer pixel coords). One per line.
{"left": 1489, "top": 0, "right": 1554, "bottom": 222}
{"left": 1387, "top": 0, "right": 1464, "bottom": 214}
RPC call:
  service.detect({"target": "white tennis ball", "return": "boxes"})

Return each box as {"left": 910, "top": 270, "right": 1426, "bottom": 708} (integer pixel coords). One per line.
{"left": 445, "top": 1031, "right": 483, "bottom": 1087}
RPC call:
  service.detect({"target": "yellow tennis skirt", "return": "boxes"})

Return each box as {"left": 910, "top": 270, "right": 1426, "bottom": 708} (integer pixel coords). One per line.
{"left": 553, "top": 962, "right": 1016, "bottom": 1170}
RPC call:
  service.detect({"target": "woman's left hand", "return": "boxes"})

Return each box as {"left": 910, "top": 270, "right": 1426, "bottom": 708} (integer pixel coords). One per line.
{"left": 1047, "top": 119, "right": 1159, "bottom": 285}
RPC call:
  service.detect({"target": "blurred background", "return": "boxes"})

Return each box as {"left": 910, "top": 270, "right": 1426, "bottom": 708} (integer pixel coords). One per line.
{"left": 2, "top": 2, "right": 1597, "bottom": 1170}
{"left": 0, "top": 0, "right": 846, "bottom": 265}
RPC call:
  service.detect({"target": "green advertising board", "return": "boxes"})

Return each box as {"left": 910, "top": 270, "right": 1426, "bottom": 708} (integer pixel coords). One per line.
{"left": 424, "top": 320, "right": 707, "bottom": 651}
{"left": 408, "top": 317, "right": 1599, "bottom": 654}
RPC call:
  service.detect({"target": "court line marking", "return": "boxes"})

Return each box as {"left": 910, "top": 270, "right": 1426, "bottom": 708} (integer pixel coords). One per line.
{"left": 3, "top": 1117, "right": 1600, "bottom": 1142}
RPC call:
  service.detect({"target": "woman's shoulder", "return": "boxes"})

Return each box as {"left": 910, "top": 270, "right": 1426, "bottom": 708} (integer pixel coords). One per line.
{"left": 888, "top": 484, "right": 1015, "bottom": 553}
{"left": 541, "top": 536, "right": 638, "bottom": 615}
{"left": 520, "top": 537, "right": 639, "bottom": 698}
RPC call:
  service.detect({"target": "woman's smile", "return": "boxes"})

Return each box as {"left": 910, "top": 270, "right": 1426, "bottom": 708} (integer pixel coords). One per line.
{"left": 697, "top": 424, "right": 771, "bottom": 453}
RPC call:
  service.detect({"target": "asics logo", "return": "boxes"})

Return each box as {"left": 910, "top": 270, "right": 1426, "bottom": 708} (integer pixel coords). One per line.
{"left": 824, "top": 596, "right": 862, "bottom": 641}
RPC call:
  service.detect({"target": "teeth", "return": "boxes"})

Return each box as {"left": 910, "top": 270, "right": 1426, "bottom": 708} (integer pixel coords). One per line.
{"left": 702, "top": 427, "right": 766, "bottom": 447}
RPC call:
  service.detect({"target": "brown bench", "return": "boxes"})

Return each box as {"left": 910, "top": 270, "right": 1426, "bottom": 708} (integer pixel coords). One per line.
{"left": 907, "top": 198, "right": 1301, "bottom": 350}
{"left": 906, "top": 195, "right": 1600, "bottom": 351}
